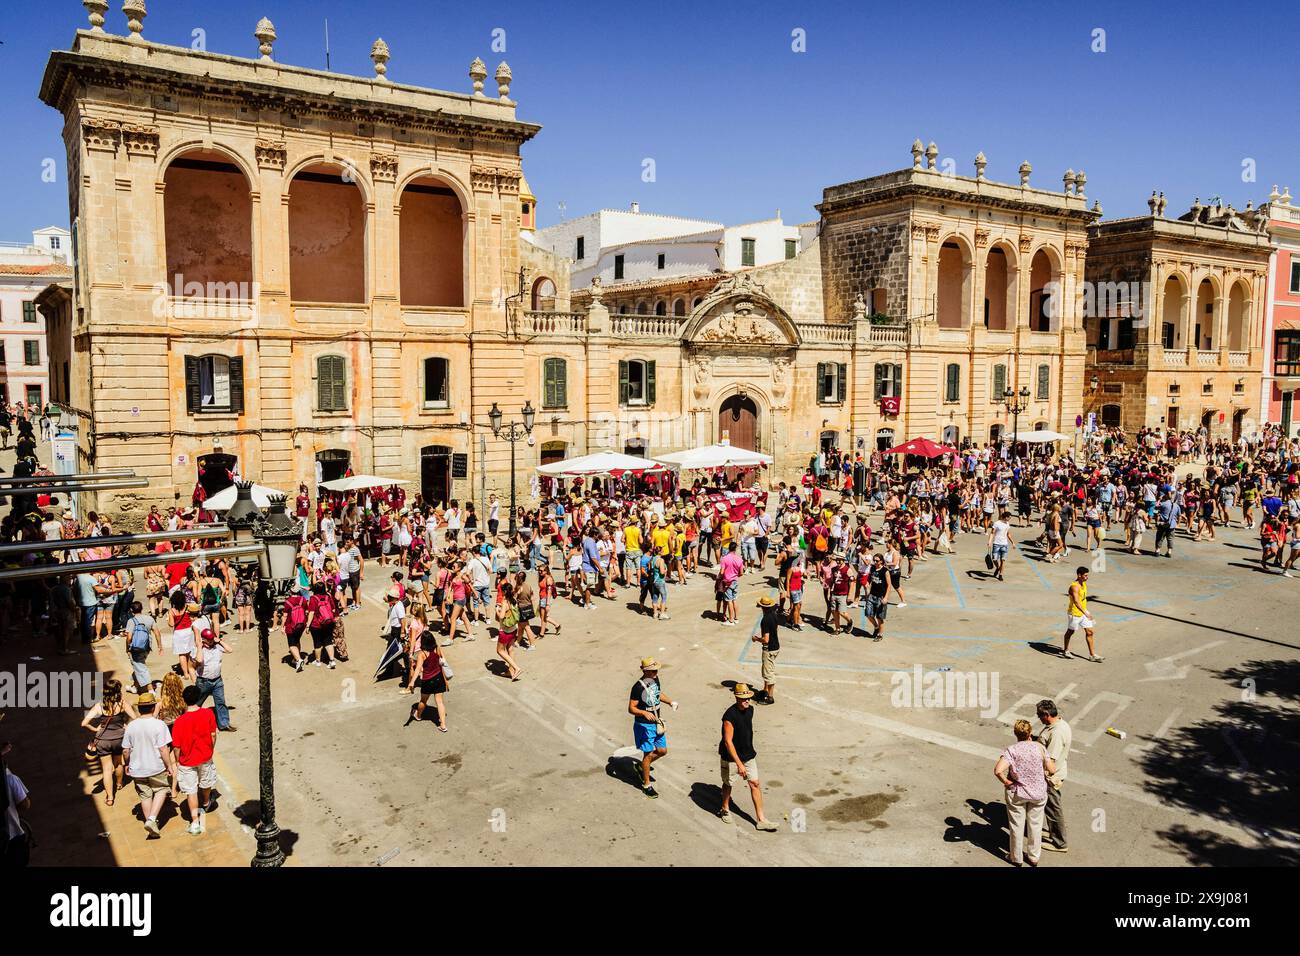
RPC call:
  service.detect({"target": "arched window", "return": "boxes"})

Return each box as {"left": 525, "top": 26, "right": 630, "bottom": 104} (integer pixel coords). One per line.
{"left": 672, "top": 298, "right": 686, "bottom": 316}
{"left": 937, "top": 241, "right": 969, "bottom": 329}
{"left": 163, "top": 150, "right": 253, "bottom": 295}
{"left": 542, "top": 357, "right": 568, "bottom": 409}
{"left": 1029, "top": 249, "right": 1057, "bottom": 332}
{"left": 1195, "top": 279, "right": 1216, "bottom": 350}
{"left": 289, "top": 163, "right": 366, "bottom": 303}
{"left": 531, "top": 276, "right": 557, "bottom": 311}
{"left": 692, "top": 297, "right": 704, "bottom": 309}
{"left": 400, "top": 176, "right": 464, "bottom": 307}
{"left": 636, "top": 301, "right": 648, "bottom": 315}
{"left": 1227, "top": 281, "right": 1248, "bottom": 352}
{"left": 316, "top": 354, "right": 348, "bottom": 412}
{"left": 655, "top": 301, "right": 667, "bottom": 316}
{"left": 1101, "top": 404, "right": 1122, "bottom": 428}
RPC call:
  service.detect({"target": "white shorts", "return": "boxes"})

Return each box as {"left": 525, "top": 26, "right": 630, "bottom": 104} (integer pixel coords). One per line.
{"left": 720, "top": 757, "right": 760, "bottom": 788}
{"left": 1066, "top": 613, "right": 1094, "bottom": 632}
{"left": 172, "top": 627, "right": 195, "bottom": 655}
{"left": 176, "top": 760, "right": 217, "bottom": 794}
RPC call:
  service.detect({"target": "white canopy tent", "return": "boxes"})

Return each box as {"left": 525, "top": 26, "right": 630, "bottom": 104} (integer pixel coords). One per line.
{"left": 1009, "top": 429, "right": 1070, "bottom": 443}
{"left": 202, "top": 482, "right": 286, "bottom": 511}
{"left": 319, "top": 475, "right": 410, "bottom": 492}
{"left": 535, "top": 451, "right": 672, "bottom": 478}
{"left": 654, "top": 442, "right": 774, "bottom": 470}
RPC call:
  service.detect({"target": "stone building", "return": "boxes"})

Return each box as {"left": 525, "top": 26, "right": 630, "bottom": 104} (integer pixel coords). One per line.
{"left": 1082, "top": 196, "right": 1271, "bottom": 439}
{"left": 1258, "top": 187, "right": 1300, "bottom": 436}
{"left": 0, "top": 228, "right": 72, "bottom": 407}
{"left": 39, "top": 11, "right": 552, "bottom": 517}
{"left": 814, "top": 143, "right": 1096, "bottom": 450}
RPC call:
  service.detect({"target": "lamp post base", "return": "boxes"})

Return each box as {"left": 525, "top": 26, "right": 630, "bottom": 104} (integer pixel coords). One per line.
{"left": 252, "top": 821, "right": 285, "bottom": 868}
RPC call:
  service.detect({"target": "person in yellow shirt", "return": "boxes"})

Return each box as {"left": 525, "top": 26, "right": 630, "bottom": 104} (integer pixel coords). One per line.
{"left": 651, "top": 517, "right": 671, "bottom": 557}
{"left": 1061, "top": 567, "right": 1102, "bottom": 662}
{"left": 720, "top": 516, "right": 734, "bottom": 552}
{"left": 622, "top": 519, "right": 643, "bottom": 585}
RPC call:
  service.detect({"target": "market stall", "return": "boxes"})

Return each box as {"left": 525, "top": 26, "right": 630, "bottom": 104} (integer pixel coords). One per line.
{"left": 655, "top": 441, "right": 773, "bottom": 517}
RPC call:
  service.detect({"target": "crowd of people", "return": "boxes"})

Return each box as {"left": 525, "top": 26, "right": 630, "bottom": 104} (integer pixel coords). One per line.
{"left": 2, "top": 413, "right": 1299, "bottom": 858}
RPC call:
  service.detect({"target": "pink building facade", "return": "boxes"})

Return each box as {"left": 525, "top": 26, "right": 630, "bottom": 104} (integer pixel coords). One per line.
{"left": 1261, "top": 191, "right": 1300, "bottom": 437}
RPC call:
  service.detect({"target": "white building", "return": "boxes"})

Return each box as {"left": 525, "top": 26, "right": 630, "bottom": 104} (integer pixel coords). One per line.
{"left": 533, "top": 204, "right": 803, "bottom": 291}
{"left": 0, "top": 227, "right": 71, "bottom": 407}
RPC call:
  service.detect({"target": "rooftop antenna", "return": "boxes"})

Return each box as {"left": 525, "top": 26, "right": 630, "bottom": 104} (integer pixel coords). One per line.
{"left": 557, "top": 200, "right": 567, "bottom": 221}
{"left": 325, "top": 19, "right": 331, "bottom": 71}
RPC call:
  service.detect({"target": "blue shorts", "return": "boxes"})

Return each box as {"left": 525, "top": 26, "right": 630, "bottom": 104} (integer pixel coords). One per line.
{"left": 723, "top": 584, "right": 738, "bottom": 602}
{"left": 789, "top": 588, "right": 803, "bottom": 604}
{"left": 633, "top": 721, "right": 666, "bottom": 754}
{"left": 474, "top": 586, "right": 491, "bottom": 607}
{"left": 991, "top": 544, "right": 1009, "bottom": 561}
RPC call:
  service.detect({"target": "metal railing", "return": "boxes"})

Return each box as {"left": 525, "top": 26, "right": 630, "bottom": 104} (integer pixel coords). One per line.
{"left": 0, "top": 524, "right": 229, "bottom": 558}
{"left": 0, "top": 542, "right": 258, "bottom": 583}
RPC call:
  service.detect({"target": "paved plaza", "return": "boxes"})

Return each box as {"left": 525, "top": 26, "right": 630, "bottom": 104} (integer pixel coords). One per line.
{"left": 15, "top": 492, "right": 1290, "bottom": 868}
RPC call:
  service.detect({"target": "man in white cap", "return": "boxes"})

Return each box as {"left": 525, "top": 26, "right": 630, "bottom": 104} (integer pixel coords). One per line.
{"left": 719, "top": 683, "right": 778, "bottom": 830}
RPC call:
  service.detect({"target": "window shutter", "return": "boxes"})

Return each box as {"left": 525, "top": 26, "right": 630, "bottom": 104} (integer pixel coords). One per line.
{"left": 618, "top": 360, "right": 630, "bottom": 407}
{"left": 229, "top": 356, "right": 245, "bottom": 415}
{"left": 317, "top": 356, "right": 331, "bottom": 410}
{"left": 993, "top": 364, "right": 1006, "bottom": 400}
{"left": 946, "top": 364, "right": 959, "bottom": 402}
{"left": 646, "top": 360, "right": 657, "bottom": 405}
{"left": 543, "top": 359, "right": 554, "bottom": 408}
{"left": 1037, "top": 364, "right": 1050, "bottom": 400}
{"left": 816, "top": 363, "right": 827, "bottom": 403}
{"left": 333, "top": 357, "right": 347, "bottom": 410}
{"left": 556, "top": 359, "right": 567, "bottom": 408}
{"left": 873, "top": 364, "right": 883, "bottom": 402}
{"left": 892, "top": 364, "right": 903, "bottom": 398}
{"left": 185, "top": 355, "right": 201, "bottom": 415}
{"left": 836, "top": 363, "right": 847, "bottom": 403}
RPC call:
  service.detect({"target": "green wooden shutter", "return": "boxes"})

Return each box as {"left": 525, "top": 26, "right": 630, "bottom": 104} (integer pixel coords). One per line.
{"left": 317, "top": 356, "right": 331, "bottom": 410}
{"left": 556, "top": 359, "right": 567, "bottom": 408}
{"left": 646, "top": 360, "right": 656, "bottom": 405}
{"left": 816, "top": 362, "right": 827, "bottom": 403}
{"left": 993, "top": 364, "right": 1006, "bottom": 401}
{"left": 873, "top": 364, "right": 883, "bottom": 402}
{"left": 1037, "top": 364, "right": 1050, "bottom": 400}
{"left": 317, "top": 355, "right": 345, "bottom": 411}
{"left": 229, "top": 356, "right": 245, "bottom": 415}
{"left": 333, "top": 357, "right": 347, "bottom": 410}
{"left": 892, "top": 364, "right": 903, "bottom": 398}
{"left": 184, "top": 355, "right": 201, "bottom": 415}
{"left": 836, "top": 364, "right": 847, "bottom": 403}
{"left": 543, "top": 359, "right": 555, "bottom": 408}
{"left": 618, "top": 360, "right": 630, "bottom": 407}
{"left": 946, "top": 364, "right": 959, "bottom": 402}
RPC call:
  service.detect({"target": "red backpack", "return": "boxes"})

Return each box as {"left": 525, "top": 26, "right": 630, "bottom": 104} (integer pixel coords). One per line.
{"left": 312, "top": 594, "right": 336, "bottom": 626}
{"left": 285, "top": 596, "right": 307, "bottom": 635}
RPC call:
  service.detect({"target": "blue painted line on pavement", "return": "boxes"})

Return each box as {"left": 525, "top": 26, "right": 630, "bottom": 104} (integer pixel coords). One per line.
{"left": 1014, "top": 543, "right": 1053, "bottom": 590}
{"left": 944, "top": 556, "right": 967, "bottom": 609}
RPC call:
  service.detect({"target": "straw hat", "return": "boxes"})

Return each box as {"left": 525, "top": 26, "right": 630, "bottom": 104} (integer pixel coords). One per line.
{"left": 732, "top": 682, "right": 755, "bottom": 700}
{"left": 757, "top": 596, "right": 776, "bottom": 608}
{"left": 639, "top": 657, "right": 660, "bottom": 671}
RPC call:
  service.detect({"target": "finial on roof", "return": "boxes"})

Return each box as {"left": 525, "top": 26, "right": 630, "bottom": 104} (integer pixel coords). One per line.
{"left": 1268, "top": 184, "right": 1281, "bottom": 203}
{"left": 122, "top": 0, "right": 146, "bottom": 41}
{"left": 255, "top": 17, "right": 276, "bottom": 62}
{"left": 469, "top": 58, "right": 488, "bottom": 97}
{"left": 1063, "top": 169, "right": 1075, "bottom": 194}
{"left": 1092, "top": 199, "right": 1102, "bottom": 216}
{"left": 1282, "top": 186, "right": 1293, "bottom": 206}
{"left": 974, "top": 152, "right": 987, "bottom": 180}
{"left": 1157, "top": 192, "right": 1166, "bottom": 217}
{"left": 83, "top": 0, "right": 108, "bottom": 31}
{"left": 495, "top": 61, "right": 513, "bottom": 100}
{"left": 371, "top": 39, "right": 391, "bottom": 81}
{"left": 1148, "top": 190, "right": 1158, "bottom": 214}
{"left": 1075, "top": 170, "right": 1086, "bottom": 198}
{"left": 1018, "top": 161, "right": 1032, "bottom": 187}
{"left": 911, "top": 139, "right": 923, "bottom": 170}
{"left": 925, "top": 141, "right": 938, "bottom": 171}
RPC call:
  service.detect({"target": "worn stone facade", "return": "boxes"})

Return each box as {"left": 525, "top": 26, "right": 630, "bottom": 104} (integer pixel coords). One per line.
{"left": 1083, "top": 200, "right": 1271, "bottom": 439}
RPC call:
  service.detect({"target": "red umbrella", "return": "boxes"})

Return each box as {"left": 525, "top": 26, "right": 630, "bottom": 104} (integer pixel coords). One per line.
{"left": 883, "top": 437, "right": 957, "bottom": 458}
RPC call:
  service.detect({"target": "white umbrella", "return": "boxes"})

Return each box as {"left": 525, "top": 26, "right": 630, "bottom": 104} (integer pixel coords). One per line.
{"left": 319, "top": 474, "right": 409, "bottom": 492}
{"left": 535, "top": 451, "right": 672, "bottom": 478}
{"left": 655, "top": 442, "right": 774, "bottom": 470}
{"left": 202, "top": 482, "right": 286, "bottom": 511}
{"left": 1009, "top": 429, "right": 1070, "bottom": 443}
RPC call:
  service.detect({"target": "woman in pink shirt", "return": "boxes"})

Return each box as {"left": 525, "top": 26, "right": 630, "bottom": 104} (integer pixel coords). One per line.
{"left": 994, "top": 719, "right": 1056, "bottom": 867}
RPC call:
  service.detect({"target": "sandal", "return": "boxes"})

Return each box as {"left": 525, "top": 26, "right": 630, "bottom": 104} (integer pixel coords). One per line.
{"left": 437, "top": 725, "right": 449, "bottom": 733}
{"left": 512, "top": 670, "right": 523, "bottom": 682}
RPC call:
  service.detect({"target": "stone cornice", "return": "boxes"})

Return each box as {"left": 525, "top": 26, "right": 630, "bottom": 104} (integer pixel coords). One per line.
{"left": 41, "top": 43, "right": 540, "bottom": 148}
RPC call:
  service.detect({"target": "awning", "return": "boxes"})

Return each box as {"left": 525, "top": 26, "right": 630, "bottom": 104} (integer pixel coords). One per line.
{"left": 202, "top": 482, "right": 286, "bottom": 511}
{"left": 536, "top": 452, "right": 672, "bottom": 478}
{"left": 1009, "top": 430, "right": 1070, "bottom": 443}
{"left": 883, "top": 437, "right": 957, "bottom": 458}
{"left": 319, "top": 475, "right": 409, "bottom": 492}
{"left": 654, "top": 441, "right": 774, "bottom": 470}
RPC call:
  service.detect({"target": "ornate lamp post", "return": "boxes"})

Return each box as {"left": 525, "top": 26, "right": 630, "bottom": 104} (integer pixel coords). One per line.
{"left": 1003, "top": 386, "right": 1031, "bottom": 459}
{"left": 225, "top": 483, "right": 302, "bottom": 867}
{"left": 488, "top": 401, "right": 535, "bottom": 537}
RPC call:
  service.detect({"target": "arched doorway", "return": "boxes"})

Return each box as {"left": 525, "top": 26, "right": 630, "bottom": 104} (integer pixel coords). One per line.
{"left": 530, "top": 276, "right": 556, "bottom": 311}
{"left": 196, "top": 452, "right": 238, "bottom": 498}
{"left": 718, "top": 395, "right": 760, "bottom": 451}
{"left": 420, "top": 445, "right": 451, "bottom": 506}
{"left": 315, "top": 448, "right": 351, "bottom": 486}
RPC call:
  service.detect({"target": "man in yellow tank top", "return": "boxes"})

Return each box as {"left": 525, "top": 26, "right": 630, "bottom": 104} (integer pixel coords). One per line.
{"left": 1061, "top": 567, "right": 1102, "bottom": 662}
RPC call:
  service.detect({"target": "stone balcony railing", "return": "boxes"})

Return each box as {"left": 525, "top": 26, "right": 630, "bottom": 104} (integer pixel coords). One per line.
{"left": 1162, "top": 348, "right": 1188, "bottom": 367}
{"left": 522, "top": 310, "right": 586, "bottom": 335}
{"left": 609, "top": 313, "right": 685, "bottom": 337}
{"left": 796, "top": 323, "right": 854, "bottom": 344}
{"left": 1228, "top": 351, "right": 1248, "bottom": 368}
{"left": 1196, "top": 349, "right": 1218, "bottom": 367}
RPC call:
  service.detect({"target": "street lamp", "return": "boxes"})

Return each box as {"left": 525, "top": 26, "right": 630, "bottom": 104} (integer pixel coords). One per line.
{"left": 225, "top": 484, "right": 303, "bottom": 868}
{"left": 488, "top": 401, "right": 535, "bottom": 536}
{"left": 1003, "top": 386, "right": 1031, "bottom": 459}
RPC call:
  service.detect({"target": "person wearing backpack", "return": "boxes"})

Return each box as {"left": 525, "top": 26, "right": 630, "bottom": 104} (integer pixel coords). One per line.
{"left": 125, "top": 601, "right": 161, "bottom": 693}
{"left": 282, "top": 591, "right": 309, "bottom": 672}
{"left": 303, "top": 581, "right": 338, "bottom": 669}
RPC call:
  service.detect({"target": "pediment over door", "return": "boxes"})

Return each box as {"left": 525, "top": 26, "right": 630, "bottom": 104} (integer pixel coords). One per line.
{"left": 682, "top": 273, "right": 801, "bottom": 348}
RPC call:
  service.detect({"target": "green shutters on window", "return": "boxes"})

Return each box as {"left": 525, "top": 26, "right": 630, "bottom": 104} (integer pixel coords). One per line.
{"left": 992, "top": 364, "right": 1006, "bottom": 402}
{"left": 23, "top": 340, "right": 39, "bottom": 366}
{"left": 317, "top": 355, "right": 346, "bottom": 411}
{"left": 1036, "top": 363, "right": 1050, "bottom": 400}
{"left": 646, "top": 360, "right": 656, "bottom": 405}
{"left": 836, "top": 363, "right": 847, "bottom": 404}
{"left": 816, "top": 362, "right": 827, "bottom": 403}
{"left": 543, "top": 357, "right": 567, "bottom": 408}
{"left": 945, "top": 364, "right": 960, "bottom": 402}
{"left": 873, "top": 364, "right": 884, "bottom": 402}
{"left": 741, "top": 238, "right": 756, "bottom": 267}
{"left": 22, "top": 301, "right": 37, "bottom": 323}
{"left": 228, "top": 356, "right": 245, "bottom": 415}
{"left": 618, "top": 359, "right": 630, "bottom": 406}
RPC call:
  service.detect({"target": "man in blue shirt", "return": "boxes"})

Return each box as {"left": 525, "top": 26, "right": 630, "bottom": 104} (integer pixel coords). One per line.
{"left": 580, "top": 530, "right": 601, "bottom": 609}
{"left": 1155, "top": 493, "right": 1181, "bottom": 557}
{"left": 75, "top": 572, "right": 100, "bottom": 646}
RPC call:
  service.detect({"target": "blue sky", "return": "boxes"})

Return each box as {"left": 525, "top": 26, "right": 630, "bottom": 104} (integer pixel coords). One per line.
{"left": 2, "top": 0, "right": 1295, "bottom": 236}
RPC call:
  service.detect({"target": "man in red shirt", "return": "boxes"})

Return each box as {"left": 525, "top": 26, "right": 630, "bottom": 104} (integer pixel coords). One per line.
{"left": 171, "top": 684, "right": 218, "bottom": 835}
{"left": 829, "top": 556, "right": 854, "bottom": 635}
